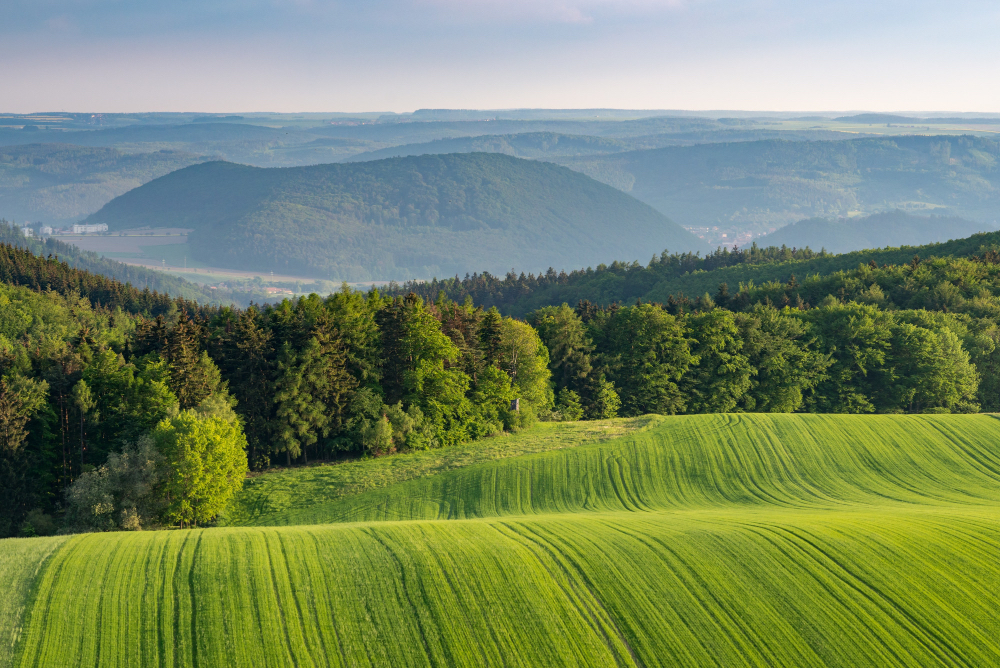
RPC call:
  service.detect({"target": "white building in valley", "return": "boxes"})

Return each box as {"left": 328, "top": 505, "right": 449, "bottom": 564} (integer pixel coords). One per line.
{"left": 71, "top": 223, "right": 108, "bottom": 234}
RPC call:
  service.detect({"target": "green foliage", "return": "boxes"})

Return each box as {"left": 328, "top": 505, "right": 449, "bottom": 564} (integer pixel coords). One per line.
{"left": 735, "top": 305, "right": 830, "bottom": 412}
{"left": 394, "top": 225, "right": 1000, "bottom": 320}
{"left": 592, "top": 304, "right": 692, "bottom": 416}
{"left": 273, "top": 339, "right": 334, "bottom": 462}
{"left": 499, "top": 317, "right": 553, "bottom": 414}
{"left": 153, "top": 410, "right": 249, "bottom": 527}
{"left": 681, "top": 309, "right": 753, "bottom": 413}
{"left": 554, "top": 388, "right": 584, "bottom": 421}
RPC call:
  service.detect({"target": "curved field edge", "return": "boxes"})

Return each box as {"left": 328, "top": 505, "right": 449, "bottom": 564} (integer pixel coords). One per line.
{"left": 0, "top": 536, "right": 68, "bottom": 668}
{"left": 239, "top": 413, "right": 1000, "bottom": 526}
{"left": 220, "top": 416, "right": 660, "bottom": 526}
{"left": 11, "top": 508, "right": 1000, "bottom": 667}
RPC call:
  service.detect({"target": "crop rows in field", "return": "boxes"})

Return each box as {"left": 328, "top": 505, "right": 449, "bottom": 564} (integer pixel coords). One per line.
{"left": 237, "top": 413, "right": 1000, "bottom": 526}
{"left": 6, "top": 413, "right": 1000, "bottom": 667}
{"left": 12, "top": 508, "right": 1000, "bottom": 667}
{"left": 221, "top": 416, "right": 657, "bottom": 527}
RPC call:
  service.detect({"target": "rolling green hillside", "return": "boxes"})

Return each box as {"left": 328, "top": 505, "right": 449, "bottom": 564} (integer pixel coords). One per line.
{"left": 3, "top": 413, "right": 1000, "bottom": 666}
{"left": 225, "top": 413, "right": 1000, "bottom": 526}
{"left": 559, "top": 135, "right": 1000, "bottom": 240}
{"left": 756, "top": 210, "right": 996, "bottom": 254}
{"left": 83, "top": 153, "right": 707, "bottom": 280}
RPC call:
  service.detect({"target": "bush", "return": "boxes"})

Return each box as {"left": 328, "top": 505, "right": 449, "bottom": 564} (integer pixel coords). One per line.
{"left": 555, "top": 389, "right": 585, "bottom": 421}
{"left": 64, "top": 437, "right": 166, "bottom": 532}
{"left": 18, "top": 509, "right": 56, "bottom": 537}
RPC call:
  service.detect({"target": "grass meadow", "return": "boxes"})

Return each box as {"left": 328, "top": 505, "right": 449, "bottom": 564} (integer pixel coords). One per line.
{"left": 3, "top": 413, "right": 1000, "bottom": 666}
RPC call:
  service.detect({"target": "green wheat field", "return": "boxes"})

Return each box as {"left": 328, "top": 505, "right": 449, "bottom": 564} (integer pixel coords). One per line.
{"left": 3, "top": 413, "right": 1000, "bottom": 667}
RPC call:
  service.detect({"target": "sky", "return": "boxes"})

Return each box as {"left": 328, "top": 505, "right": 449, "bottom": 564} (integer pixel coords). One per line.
{"left": 3, "top": 0, "right": 1000, "bottom": 113}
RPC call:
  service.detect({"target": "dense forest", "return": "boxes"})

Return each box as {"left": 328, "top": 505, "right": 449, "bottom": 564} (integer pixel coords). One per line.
{"left": 5, "top": 227, "right": 1000, "bottom": 538}
{"left": 393, "top": 228, "right": 1000, "bottom": 316}
{"left": 83, "top": 153, "right": 706, "bottom": 280}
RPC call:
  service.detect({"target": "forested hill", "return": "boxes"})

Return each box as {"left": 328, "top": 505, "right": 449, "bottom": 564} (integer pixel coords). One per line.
{"left": 390, "top": 225, "right": 1000, "bottom": 316}
{"left": 83, "top": 153, "right": 707, "bottom": 281}
{"left": 756, "top": 210, "right": 995, "bottom": 254}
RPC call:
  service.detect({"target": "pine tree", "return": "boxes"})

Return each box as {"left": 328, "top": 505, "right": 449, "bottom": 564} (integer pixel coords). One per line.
{"left": 478, "top": 307, "right": 503, "bottom": 368}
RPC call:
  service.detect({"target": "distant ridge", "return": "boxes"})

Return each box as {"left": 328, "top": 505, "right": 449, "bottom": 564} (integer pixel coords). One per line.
{"left": 85, "top": 153, "right": 707, "bottom": 281}
{"left": 756, "top": 210, "right": 997, "bottom": 254}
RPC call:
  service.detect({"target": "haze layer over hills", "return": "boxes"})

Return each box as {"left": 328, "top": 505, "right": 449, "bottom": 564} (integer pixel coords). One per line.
{"left": 0, "top": 144, "right": 204, "bottom": 223}
{"left": 84, "top": 153, "right": 705, "bottom": 280}
{"left": 559, "top": 136, "right": 1000, "bottom": 240}
{"left": 756, "top": 210, "right": 997, "bottom": 254}
{"left": 4, "top": 110, "right": 1000, "bottom": 283}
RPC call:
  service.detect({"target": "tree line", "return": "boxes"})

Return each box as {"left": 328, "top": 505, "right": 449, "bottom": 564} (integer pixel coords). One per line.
{"left": 388, "top": 243, "right": 829, "bottom": 314}
{"left": 3, "top": 240, "right": 1000, "bottom": 538}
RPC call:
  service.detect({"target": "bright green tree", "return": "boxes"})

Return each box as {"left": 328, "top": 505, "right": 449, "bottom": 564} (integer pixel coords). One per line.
{"left": 736, "top": 305, "right": 830, "bottom": 412}
{"left": 798, "top": 301, "right": 895, "bottom": 413}
{"left": 153, "top": 410, "right": 248, "bottom": 527}
{"left": 499, "top": 317, "right": 553, "bottom": 416}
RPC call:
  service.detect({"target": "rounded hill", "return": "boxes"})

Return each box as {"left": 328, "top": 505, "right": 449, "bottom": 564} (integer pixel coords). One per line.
{"left": 84, "top": 153, "right": 706, "bottom": 280}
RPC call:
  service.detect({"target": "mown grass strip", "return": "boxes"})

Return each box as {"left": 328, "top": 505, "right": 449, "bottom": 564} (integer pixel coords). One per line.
{"left": 0, "top": 536, "right": 67, "bottom": 668}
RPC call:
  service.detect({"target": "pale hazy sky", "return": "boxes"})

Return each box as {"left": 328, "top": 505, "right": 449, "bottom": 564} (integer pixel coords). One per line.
{"left": 3, "top": 0, "right": 999, "bottom": 113}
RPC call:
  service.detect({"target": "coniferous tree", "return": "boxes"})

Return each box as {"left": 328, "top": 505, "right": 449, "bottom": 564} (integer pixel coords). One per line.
{"left": 478, "top": 307, "right": 503, "bottom": 368}
{"left": 211, "top": 308, "right": 275, "bottom": 468}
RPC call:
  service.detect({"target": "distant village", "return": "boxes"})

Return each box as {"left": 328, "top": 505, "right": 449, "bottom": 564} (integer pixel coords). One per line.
{"left": 14, "top": 222, "right": 108, "bottom": 237}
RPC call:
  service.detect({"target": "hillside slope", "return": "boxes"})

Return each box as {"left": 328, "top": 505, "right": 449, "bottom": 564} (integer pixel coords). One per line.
{"left": 345, "top": 128, "right": 861, "bottom": 163}
{"left": 4, "top": 413, "right": 1000, "bottom": 667}
{"left": 559, "top": 135, "right": 1000, "bottom": 239}
{"left": 84, "top": 153, "right": 706, "bottom": 280}
{"left": 756, "top": 210, "right": 997, "bottom": 254}
{"left": 228, "top": 413, "right": 1000, "bottom": 526}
